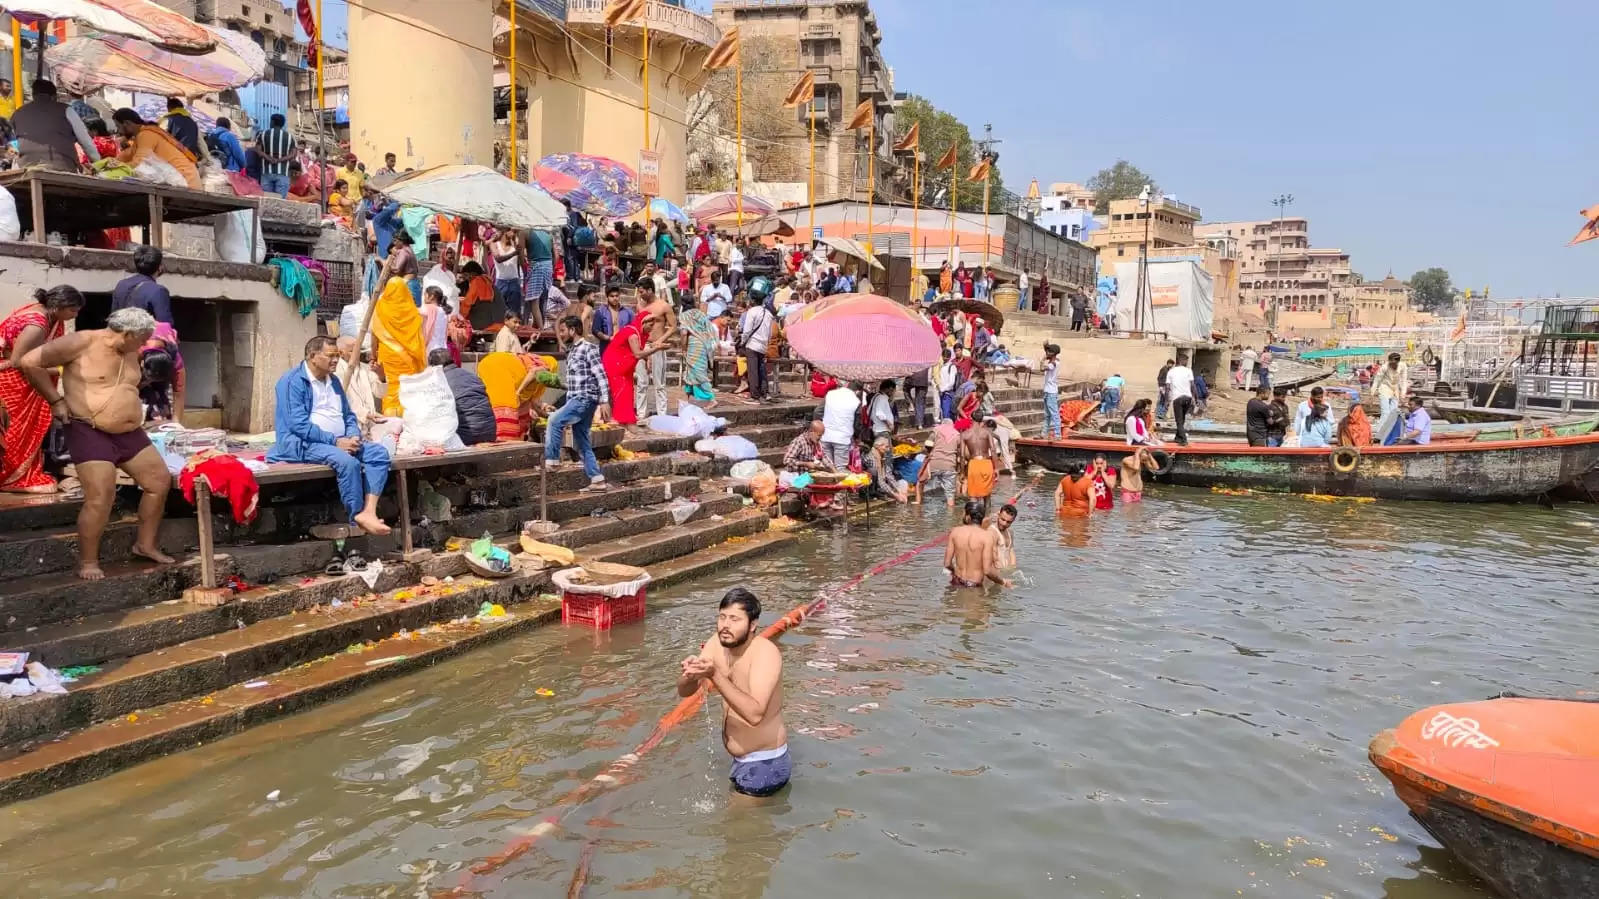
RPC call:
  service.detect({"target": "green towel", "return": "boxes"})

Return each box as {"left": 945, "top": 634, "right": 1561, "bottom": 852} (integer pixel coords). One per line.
{"left": 267, "top": 257, "right": 320, "bottom": 318}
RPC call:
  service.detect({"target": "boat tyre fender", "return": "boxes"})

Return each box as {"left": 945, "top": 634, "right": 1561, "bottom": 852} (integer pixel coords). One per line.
{"left": 1330, "top": 446, "right": 1360, "bottom": 474}
{"left": 1421, "top": 347, "right": 1436, "bottom": 366}
{"left": 1147, "top": 449, "right": 1174, "bottom": 477}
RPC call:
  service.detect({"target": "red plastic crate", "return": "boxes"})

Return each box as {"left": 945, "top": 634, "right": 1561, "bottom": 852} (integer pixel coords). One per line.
{"left": 561, "top": 587, "right": 648, "bottom": 629}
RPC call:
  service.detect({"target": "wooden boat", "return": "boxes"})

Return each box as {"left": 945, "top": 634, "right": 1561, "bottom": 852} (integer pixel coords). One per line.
{"left": 1370, "top": 698, "right": 1599, "bottom": 898}
{"left": 1014, "top": 432, "right": 1599, "bottom": 502}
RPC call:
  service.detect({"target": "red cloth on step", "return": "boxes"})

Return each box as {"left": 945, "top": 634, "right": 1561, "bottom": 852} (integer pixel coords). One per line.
{"left": 179, "top": 453, "right": 261, "bottom": 525}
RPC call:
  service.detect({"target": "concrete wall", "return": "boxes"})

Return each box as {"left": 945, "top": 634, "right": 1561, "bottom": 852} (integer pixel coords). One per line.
{"left": 0, "top": 245, "right": 315, "bottom": 433}
{"left": 516, "top": 21, "right": 713, "bottom": 205}
{"left": 347, "top": 0, "right": 495, "bottom": 169}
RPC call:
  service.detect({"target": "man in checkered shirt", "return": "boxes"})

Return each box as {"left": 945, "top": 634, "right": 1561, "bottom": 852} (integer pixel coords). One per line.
{"left": 542, "top": 314, "right": 609, "bottom": 491}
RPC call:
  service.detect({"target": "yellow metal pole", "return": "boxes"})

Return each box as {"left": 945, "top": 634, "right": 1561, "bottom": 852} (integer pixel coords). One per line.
{"left": 315, "top": 0, "right": 327, "bottom": 214}
{"left": 10, "top": 19, "right": 20, "bottom": 108}
{"left": 865, "top": 118, "right": 874, "bottom": 257}
{"left": 808, "top": 100, "right": 816, "bottom": 242}
{"left": 948, "top": 161, "right": 957, "bottom": 267}
{"left": 982, "top": 175, "right": 991, "bottom": 268}
{"left": 641, "top": 18, "right": 650, "bottom": 215}
{"left": 911, "top": 149, "right": 919, "bottom": 290}
{"left": 315, "top": 0, "right": 326, "bottom": 110}
{"left": 735, "top": 61, "right": 743, "bottom": 229}
{"left": 509, "top": 0, "right": 518, "bottom": 180}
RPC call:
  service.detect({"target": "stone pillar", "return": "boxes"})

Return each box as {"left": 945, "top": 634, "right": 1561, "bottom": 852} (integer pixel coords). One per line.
{"left": 347, "top": 0, "right": 494, "bottom": 171}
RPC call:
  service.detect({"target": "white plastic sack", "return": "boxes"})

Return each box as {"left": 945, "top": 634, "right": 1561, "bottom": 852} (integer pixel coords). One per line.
{"left": 695, "top": 435, "right": 758, "bottom": 461}
{"left": 728, "top": 459, "right": 775, "bottom": 483}
{"left": 395, "top": 367, "right": 464, "bottom": 454}
{"left": 0, "top": 187, "right": 19, "bottom": 241}
{"left": 133, "top": 157, "right": 188, "bottom": 188}
{"left": 213, "top": 209, "right": 265, "bottom": 264}
{"left": 678, "top": 402, "right": 728, "bottom": 439}
{"left": 646, "top": 413, "right": 696, "bottom": 437}
{"left": 552, "top": 566, "right": 652, "bottom": 599}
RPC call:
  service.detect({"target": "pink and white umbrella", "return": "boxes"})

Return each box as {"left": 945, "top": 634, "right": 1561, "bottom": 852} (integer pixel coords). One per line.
{"left": 7, "top": 0, "right": 217, "bottom": 53}
{"left": 689, "top": 192, "right": 775, "bottom": 226}
{"left": 784, "top": 293, "right": 940, "bottom": 382}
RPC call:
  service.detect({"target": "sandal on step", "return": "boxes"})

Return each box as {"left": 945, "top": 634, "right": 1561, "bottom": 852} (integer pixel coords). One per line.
{"left": 342, "top": 552, "right": 369, "bottom": 573}
{"left": 324, "top": 559, "right": 347, "bottom": 577}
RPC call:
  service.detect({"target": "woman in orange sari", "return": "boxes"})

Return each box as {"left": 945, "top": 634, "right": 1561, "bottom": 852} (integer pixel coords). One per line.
{"left": 1338, "top": 404, "right": 1373, "bottom": 446}
{"left": 370, "top": 264, "right": 427, "bottom": 416}
{"left": 0, "top": 287, "right": 84, "bottom": 492}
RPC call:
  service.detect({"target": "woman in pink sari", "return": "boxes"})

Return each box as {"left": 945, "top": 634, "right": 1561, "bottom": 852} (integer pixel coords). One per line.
{"left": 0, "top": 287, "right": 84, "bottom": 492}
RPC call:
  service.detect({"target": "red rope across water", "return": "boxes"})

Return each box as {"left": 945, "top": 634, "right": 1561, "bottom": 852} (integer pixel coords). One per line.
{"left": 449, "top": 480, "right": 1038, "bottom": 894}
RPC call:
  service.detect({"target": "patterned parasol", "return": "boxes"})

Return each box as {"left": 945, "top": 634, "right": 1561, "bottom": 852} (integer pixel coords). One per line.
{"left": 784, "top": 293, "right": 941, "bottom": 382}
{"left": 533, "top": 153, "right": 644, "bottom": 218}
{"left": 47, "top": 22, "right": 264, "bottom": 98}
{"left": 689, "top": 192, "right": 775, "bottom": 225}
{"left": 7, "top": 0, "right": 217, "bottom": 53}
{"left": 649, "top": 197, "right": 691, "bottom": 223}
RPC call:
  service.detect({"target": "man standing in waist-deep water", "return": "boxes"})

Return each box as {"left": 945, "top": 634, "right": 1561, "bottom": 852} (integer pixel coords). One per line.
{"left": 677, "top": 588, "right": 791, "bottom": 797}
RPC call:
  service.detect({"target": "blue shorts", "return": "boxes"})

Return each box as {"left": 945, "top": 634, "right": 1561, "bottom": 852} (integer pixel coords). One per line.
{"left": 730, "top": 745, "right": 791, "bottom": 797}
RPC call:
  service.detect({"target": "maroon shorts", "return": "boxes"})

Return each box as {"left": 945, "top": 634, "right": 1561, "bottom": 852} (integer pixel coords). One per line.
{"left": 65, "top": 420, "right": 152, "bottom": 466}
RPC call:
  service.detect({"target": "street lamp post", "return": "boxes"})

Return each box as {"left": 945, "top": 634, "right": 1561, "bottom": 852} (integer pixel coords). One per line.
{"left": 1134, "top": 183, "right": 1152, "bottom": 333}
{"left": 1270, "top": 193, "right": 1294, "bottom": 330}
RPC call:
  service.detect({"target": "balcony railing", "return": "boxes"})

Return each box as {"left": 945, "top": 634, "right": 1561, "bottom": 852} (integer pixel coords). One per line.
{"left": 565, "top": 0, "right": 720, "bottom": 47}
{"left": 807, "top": 63, "right": 835, "bottom": 83}
{"left": 802, "top": 23, "right": 839, "bottom": 41}
{"left": 859, "top": 72, "right": 886, "bottom": 96}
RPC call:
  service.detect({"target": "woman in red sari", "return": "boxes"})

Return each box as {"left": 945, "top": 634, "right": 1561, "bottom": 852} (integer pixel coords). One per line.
{"left": 600, "top": 312, "right": 657, "bottom": 426}
{"left": 0, "top": 287, "right": 84, "bottom": 492}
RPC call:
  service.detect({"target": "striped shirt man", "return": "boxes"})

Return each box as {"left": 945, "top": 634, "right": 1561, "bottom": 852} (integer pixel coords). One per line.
{"left": 257, "top": 124, "right": 295, "bottom": 177}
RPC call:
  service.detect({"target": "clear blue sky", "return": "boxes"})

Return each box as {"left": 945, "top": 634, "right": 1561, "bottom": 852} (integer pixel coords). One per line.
{"left": 869, "top": 0, "right": 1599, "bottom": 298}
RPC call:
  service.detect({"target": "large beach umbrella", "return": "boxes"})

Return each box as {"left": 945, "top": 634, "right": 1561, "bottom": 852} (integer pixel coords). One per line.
{"left": 6, "top": 0, "right": 217, "bottom": 53}
{"left": 46, "top": 22, "right": 264, "bottom": 98}
{"left": 532, "top": 153, "right": 644, "bottom": 218}
{"left": 649, "top": 197, "right": 690, "bottom": 223}
{"left": 689, "top": 191, "right": 774, "bottom": 225}
{"left": 785, "top": 293, "right": 941, "bottom": 382}
{"left": 378, "top": 165, "right": 566, "bottom": 230}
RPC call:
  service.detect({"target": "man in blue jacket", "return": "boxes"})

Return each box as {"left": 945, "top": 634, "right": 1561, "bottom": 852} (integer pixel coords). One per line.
{"left": 267, "top": 336, "right": 393, "bottom": 535}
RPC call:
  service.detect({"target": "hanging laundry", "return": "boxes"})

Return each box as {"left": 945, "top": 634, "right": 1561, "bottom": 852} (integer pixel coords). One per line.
{"left": 266, "top": 257, "right": 320, "bottom": 317}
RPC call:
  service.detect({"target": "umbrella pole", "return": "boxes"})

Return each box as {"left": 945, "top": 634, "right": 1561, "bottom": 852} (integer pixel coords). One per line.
{"left": 865, "top": 119, "right": 874, "bottom": 258}
{"left": 509, "top": 0, "right": 518, "bottom": 181}
{"left": 808, "top": 100, "right": 815, "bottom": 243}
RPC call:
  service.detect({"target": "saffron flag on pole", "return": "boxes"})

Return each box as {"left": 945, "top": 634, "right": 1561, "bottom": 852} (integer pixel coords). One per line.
{"left": 781, "top": 70, "right": 815, "bottom": 108}
{"left": 1570, "top": 203, "right": 1599, "bottom": 246}
{"left": 967, "top": 158, "right": 992, "bottom": 182}
{"left": 844, "top": 98, "right": 873, "bottom": 131}
{"left": 296, "top": 0, "right": 318, "bottom": 67}
{"left": 704, "top": 26, "right": 739, "bottom": 70}
{"left": 1450, "top": 312, "right": 1468, "bottom": 341}
{"left": 892, "top": 122, "right": 919, "bottom": 152}
{"left": 604, "top": 0, "right": 647, "bottom": 27}
{"left": 935, "top": 144, "right": 959, "bottom": 170}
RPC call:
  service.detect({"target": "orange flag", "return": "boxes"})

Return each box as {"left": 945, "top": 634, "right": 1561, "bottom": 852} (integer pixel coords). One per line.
{"left": 844, "top": 99, "right": 873, "bottom": 131}
{"left": 1570, "top": 203, "right": 1599, "bottom": 246}
{"left": 603, "top": 0, "right": 646, "bottom": 27}
{"left": 781, "top": 71, "right": 815, "bottom": 108}
{"left": 967, "top": 158, "right": 992, "bottom": 182}
{"left": 1450, "top": 312, "right": 1468, "bottom": 340}
{"left": 704, "top": 26, "right": 739, "bottom": 70}
{"left": 892, "top": 122, "right": 919, "bottom": 152}
{"left": 935, "top": 144, "right": 959, "bottom": 170}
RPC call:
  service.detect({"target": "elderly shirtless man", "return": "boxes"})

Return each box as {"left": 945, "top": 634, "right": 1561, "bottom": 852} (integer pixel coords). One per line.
{"left": 945, "top": 500, "right": 1012, "bottom": 589}
{"left": 18, "top": 307, "right": 174, "bottom": 580}
{"left": 677, "top": 588, "right": 791, "bottom": 798}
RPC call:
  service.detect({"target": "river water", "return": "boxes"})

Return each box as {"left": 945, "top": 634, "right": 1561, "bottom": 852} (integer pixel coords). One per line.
{"left": 3, "top": 479, "right": 1597, "bottom": 898}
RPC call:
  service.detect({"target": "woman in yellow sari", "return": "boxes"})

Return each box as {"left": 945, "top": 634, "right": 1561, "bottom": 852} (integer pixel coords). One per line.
{"left": 478, "top": 351, "right": 557, "bottom": 441}
{"left": 370, "top": 268, "right": 426, "bottom": 416}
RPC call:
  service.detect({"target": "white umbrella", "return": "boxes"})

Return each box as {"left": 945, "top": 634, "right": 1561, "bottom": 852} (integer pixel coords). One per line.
{"left": 377, "top": 165, "right": 566, "bottom": 230}
{"left": 818, "top": 235, "right": 884, "bottom": 270}
{"left": 6, "top": 0, "right": 217, "bottom": 53}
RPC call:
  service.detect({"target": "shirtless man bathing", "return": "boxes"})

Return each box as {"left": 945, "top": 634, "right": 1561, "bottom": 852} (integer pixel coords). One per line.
{"left": 18, "top": 308, "right": 175, "bottom": 580}
{"left": 945, "top": 500, "right": 1013, "bottom": 589}
{"left": 677, "top": 588, "right": 791, "bottom": 798}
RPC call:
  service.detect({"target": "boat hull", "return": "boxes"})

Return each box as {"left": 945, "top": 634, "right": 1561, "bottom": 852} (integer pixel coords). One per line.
{"left": 1369, "top": 698, "right": 1599, "bottom": 899}
{"left": 1015, "top": 433, "right": 1599, "bottom": 502}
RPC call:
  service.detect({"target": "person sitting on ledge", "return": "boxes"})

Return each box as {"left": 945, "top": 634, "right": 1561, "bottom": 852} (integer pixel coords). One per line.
{"left": 267, "top": 336, "right": 392, "bottom": 536}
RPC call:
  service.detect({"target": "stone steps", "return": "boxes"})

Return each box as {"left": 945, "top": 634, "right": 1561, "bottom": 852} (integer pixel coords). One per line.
{"left": 0, "top": 517, "right": 798, "bottom": 806}
{"left": 0, "top": 504, "right": 773, "bottom": 784}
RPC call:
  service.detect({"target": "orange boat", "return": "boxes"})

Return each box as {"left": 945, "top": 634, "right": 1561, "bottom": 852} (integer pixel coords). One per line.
{"left": 1369, "top": 697, "right": 1599, "bottom": 898}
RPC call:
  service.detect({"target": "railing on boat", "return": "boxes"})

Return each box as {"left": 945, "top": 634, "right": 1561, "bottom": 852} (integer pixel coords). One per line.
{"left": 1519, "top": 373, "right": 1599, "bottom": 412}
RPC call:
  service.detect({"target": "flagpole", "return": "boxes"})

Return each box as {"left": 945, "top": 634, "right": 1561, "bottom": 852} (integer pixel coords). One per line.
{"left": 949, "top": 156, "right": 957, "bottom": 267}
{"left": 9, "top": 19, "right": 19, "bottom": 105}
{"left": 982, "top": 172, "right": 991, "bottom": 268}
{"left": 865, "top": 118, "right": 874, "bottom": 261}
{"left": 315, "top": 0, "right": 327, "bottom": 215}
{"left": 911, "top": 147, "right": 919, "bottom": 289}
{"left": 509, "top": 0, "right": 518, "bottom": 180}
{"left": 808, "top": 98, "right": 816, "bottom": 242}
{"left": 735, "top": 58, "right": 743, "bottom": 229}
{"left": 642, "top": 16, "right": 651, "bottom": 215}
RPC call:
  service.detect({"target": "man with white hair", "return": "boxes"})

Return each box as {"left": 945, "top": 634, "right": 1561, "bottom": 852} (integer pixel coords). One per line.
{"left": 17, "top": 307, "right": 174, "bottom": 580}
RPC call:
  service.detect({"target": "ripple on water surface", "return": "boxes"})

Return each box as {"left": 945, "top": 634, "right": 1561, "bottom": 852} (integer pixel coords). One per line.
{"left": 0, "top": 482, "right": 1593, "bottom": 897}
